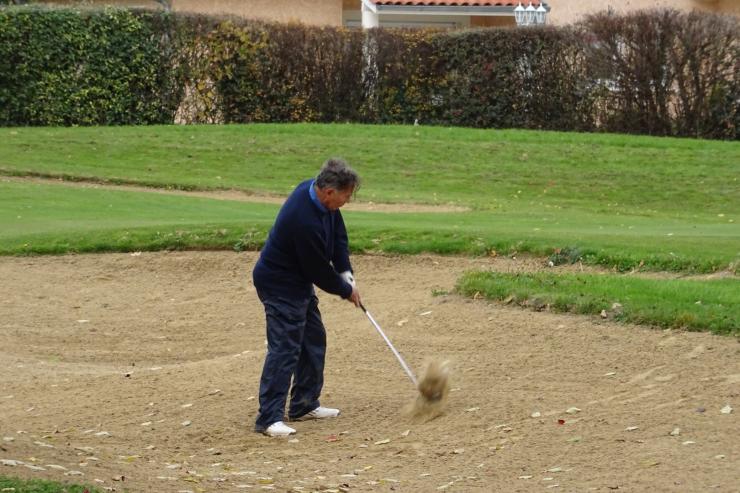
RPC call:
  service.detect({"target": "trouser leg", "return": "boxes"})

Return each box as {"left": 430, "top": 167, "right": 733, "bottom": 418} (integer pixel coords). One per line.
{"left": 254, "top": 295, "right": 308, "bottom": 432}
{"left": 288, "top": 295, "right": 326, "bottom": 420}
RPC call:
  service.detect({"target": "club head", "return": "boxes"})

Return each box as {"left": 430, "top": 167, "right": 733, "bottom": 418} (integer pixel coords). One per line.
{"left": 417, "top": 360, "right": 450, "bottom": 403}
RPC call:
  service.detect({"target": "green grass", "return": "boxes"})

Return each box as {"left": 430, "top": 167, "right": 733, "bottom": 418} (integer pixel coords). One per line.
{"left": 457, "top": 271, "right": 739, "bottom": 335}
{"left": 1, "top": 124, "right": 737, "bottom": 217}
{"left": 0, "top": 124, "right": 738, "bottom": 272}
{"left": 0, "top": 123, "right": 737, "bottom": 334}
{"left": 1, "top": 180, "right": 737, "bottom": 273}
{"left": 0, "top": 475, "right": 100, "bottom": 492}
{"left": 0, "top": 180, "right": 277, "bottom": 254}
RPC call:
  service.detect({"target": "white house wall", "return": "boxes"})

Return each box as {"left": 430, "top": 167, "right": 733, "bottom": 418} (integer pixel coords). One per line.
{"left": 546, "top": 0, "right": 740, "bottom": 25}
{"left": 345, "top": 9, "right": 471, "bottom": 28}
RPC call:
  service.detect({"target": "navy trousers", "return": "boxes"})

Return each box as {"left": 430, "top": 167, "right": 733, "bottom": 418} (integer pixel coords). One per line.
{"left": 254, "top": 290, "right": 326, "bottom": 432}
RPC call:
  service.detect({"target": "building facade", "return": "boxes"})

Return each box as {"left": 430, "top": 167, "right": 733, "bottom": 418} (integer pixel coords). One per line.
{"left": 169, "top": 0, "right": 524, "bottom": 28}
{"left": 31, "top": 0, "right": 740, "bottom": 27}
{"left": 546, "top": 0, "right": 740, "bottom": 25}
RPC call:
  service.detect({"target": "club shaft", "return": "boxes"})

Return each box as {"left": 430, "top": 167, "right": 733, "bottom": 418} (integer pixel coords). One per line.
{"left": 362, "top": 307, "right": 418, "bottom": 387}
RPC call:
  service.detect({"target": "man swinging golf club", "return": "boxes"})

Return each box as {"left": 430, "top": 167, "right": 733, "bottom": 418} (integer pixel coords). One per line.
{"left": 252, "top": 158, "right": 361, "bottom": 437}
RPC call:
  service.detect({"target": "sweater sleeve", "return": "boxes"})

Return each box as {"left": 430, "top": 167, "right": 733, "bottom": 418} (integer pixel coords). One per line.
{"left": 295, "top": 223, "right": 353, "bottom": 299}
{"left": 331, "top": 210, "right": 352, "bottom": 274}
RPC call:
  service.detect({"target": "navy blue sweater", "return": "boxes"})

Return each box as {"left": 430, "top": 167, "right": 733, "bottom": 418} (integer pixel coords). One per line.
{"left": 252, "top": 179, "right": 353, "bottom": 299}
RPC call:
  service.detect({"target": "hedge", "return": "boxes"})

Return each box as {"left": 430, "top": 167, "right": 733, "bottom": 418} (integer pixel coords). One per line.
{"left": 0, "top": 5, "right": 737, "bottom": 138}
{"left": 0, "top": 7, "right": 178, "bottom": 125}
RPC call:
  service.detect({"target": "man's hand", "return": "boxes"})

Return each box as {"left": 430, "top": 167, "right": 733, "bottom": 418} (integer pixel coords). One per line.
{"left": 348, "top": 286, "right": 361, "bottom": 307}
{"left": 340, "top": 270, "right": 356, "bottom": 288}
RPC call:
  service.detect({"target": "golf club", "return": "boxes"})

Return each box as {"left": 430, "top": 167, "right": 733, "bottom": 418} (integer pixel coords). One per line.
{"left": 359, "top": 303, "right": 418, "bottom": 388}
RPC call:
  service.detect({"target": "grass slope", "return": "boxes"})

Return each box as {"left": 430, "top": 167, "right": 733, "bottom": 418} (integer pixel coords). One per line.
{"left": 0, "top": 124, "right": 738, "bottom": 271}
{"left": 0, "top": 124, "right": 737, "bottom": 216}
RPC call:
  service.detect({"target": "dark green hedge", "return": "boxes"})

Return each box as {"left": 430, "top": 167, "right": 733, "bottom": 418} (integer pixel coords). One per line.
{"left": 0, "top": 6, "right": 737, "bottom": 138}
{"left": 429, "top": 27, "right": 594, "bottom": 131}
{"left": 0, "top": 7, "right": 179, "bottom": 125}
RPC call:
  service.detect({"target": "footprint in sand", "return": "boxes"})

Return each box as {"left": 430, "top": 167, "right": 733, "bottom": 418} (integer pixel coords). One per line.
{"left": 724, "top": 374, "right": 740, "bottom": 385}
{"left": 684, "top": 345, "right": 705, "bottom": 359}
{"left": 627, "top": 366, "right": 666, "bottom": 385}
{"left": 658, "top": 336, "right": 678, "bottom": 347}
{"left": 585, "top": 367, "right": 671, "bottom": 407}
{"left": 653, "top": 374, "right": 676, "bottom": 382}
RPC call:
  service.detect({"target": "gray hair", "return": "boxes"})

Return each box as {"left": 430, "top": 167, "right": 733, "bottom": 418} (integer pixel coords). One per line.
{"left": 315, "top": 158, "right": 361, "bottom": 192}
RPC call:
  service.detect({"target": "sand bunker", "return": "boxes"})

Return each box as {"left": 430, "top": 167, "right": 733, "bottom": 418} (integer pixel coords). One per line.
{"left": 0, "top": 251, "right": 738, "bottom": 492}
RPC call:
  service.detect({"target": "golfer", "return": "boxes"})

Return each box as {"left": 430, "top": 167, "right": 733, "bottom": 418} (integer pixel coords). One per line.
{"left": 252, "top": 158, "right": 361, "bottom": 437}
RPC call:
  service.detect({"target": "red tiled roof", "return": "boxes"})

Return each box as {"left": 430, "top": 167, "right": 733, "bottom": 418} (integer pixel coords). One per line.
{"left": 372, "top": 1, "right": 544, "bottom": 6}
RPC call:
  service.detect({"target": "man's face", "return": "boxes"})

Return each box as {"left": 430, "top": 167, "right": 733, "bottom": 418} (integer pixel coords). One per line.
{"left": 319, "top": 186, "right": 354, "bottom": 211}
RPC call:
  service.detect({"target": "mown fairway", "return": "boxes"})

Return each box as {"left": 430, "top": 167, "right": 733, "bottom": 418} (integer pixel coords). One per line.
{"left": 0, "top": 123, "right": 738, "bottom": 332}
{"left": 1, "top": 124, "right": 738, "bottom": 271}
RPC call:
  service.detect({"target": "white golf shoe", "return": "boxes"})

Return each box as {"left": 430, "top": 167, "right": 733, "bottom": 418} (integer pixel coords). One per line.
{"left": 297, "top": 406, "right": 340, "bottom": 420}
{"left": 263, "top": 421, "right": 296, "bottom": 437}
